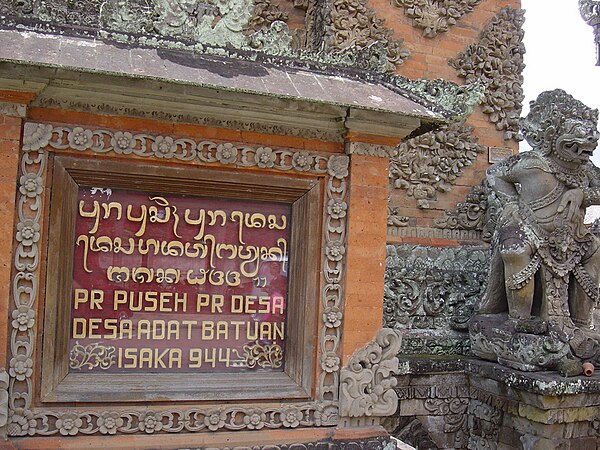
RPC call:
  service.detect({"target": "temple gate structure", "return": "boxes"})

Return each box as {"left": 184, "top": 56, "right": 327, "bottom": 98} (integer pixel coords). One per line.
{"left": 1, "top": 0, "right": 599, "bottom": 449}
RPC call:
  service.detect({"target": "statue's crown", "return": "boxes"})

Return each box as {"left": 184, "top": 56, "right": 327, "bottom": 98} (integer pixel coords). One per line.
{"left": 520, "top": 89, "right": 598, "bottom": 148}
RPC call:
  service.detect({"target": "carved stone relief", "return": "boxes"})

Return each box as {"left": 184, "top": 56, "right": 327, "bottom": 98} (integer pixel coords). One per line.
{"left": 0, "top": 370, "right": 7, "bottom": 438}
{"left": 390, "top": 123, "right": 485, "bottom": 209}
{"left": 8, "top": 122, "right": 349, "bottom": 436}
{"left": 392, "top": 0, "right": 483, "bottom": 38}
{"left": 433, "top": 180, "right": 495, "bottom": 240}
{"left": 467, "top": 399, "right": 502, "bottom": 450}
{"left": 247, "top": 0, "right": 289, "bottom": 34}
{"left": 393, "top": 418, "right": 438, "bottom": 450}
{"left": 323, "top": 0, "right": 411, "bottom": 70}
{"left": 449, "top": 7, "right": 525, "bottom": 141}
{"left": 339, "top": 328, "right": 401, "bottom": 425}
{"left": 384, "top": 244, "right": 488, "bottom": 332}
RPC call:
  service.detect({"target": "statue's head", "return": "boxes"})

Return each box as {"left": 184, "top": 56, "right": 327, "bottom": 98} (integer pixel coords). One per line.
{"left": 520, "top": 89, "right": 600, "bottom": 163}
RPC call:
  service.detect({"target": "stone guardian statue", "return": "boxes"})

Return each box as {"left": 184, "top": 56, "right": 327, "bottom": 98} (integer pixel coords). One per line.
{"left": 469, "top": 89, "right": 600, "bottom": 375}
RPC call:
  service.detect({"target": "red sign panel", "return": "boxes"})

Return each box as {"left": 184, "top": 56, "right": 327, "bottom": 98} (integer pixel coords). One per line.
{"left": 68, "top": 186, "right": 290, "bottom": 373}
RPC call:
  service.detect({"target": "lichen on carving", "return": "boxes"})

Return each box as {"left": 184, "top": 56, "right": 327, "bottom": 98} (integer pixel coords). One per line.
{"left": 390, "top": 123, "right": 485, "bottom": 209}
{"left": 392, "top": 0, "right": 483, "bottom": 38}
{"left": 449, "top": 7, "right": 525, "bottom": 141}
{"left": 324, "top": 0, "right": 411, "bottom": 71}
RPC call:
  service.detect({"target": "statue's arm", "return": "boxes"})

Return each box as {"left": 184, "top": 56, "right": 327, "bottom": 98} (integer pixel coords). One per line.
{"left": 583, "top": 163, "right": 600, "bottom": 207}
{"left": 486, "top": 157, "right": 520, "bottom": 205}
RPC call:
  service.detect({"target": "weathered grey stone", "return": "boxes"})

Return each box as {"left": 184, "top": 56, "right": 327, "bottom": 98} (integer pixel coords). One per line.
{"left": 468, "top": 89, "right": 600, "bottom": 375}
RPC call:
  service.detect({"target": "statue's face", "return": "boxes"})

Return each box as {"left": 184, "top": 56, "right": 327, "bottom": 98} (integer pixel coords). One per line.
{"left": 554, "top": 118, "right": 600, "bottom": 163}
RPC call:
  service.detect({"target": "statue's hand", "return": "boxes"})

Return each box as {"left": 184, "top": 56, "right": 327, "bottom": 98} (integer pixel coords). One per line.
{"left": 557, "top": 189, "right": 585, "bottom": 221}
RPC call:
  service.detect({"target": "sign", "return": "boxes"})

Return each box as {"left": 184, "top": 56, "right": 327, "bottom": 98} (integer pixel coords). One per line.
{"left": 488, "top": 146, "right": 514, "bottom": 163}
{"left": 68, "top": 187, "right": 290, "bottom": 373}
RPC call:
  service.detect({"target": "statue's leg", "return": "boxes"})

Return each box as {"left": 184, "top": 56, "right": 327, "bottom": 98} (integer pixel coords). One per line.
{"left": 499, "top": 225, "right": 535, "bottom": 319}
{"left": 571, "top": 240, "right": 600, "bottom": 331}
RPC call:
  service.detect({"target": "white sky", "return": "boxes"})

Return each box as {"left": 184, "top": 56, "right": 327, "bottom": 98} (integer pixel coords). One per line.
{"left": 520, "top": 0, "right": 600, "bottom": 221}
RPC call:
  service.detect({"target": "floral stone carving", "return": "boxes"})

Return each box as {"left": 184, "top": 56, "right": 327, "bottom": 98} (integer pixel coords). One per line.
{"left": 469, "top": 89, "right": 600, "bottom": 375}
{"left": 384, "top": 244, "right": 488, "bottom": 332}
{"left": 340, "top": 329, "right": 401, "bottom": 424}
{"left": 390, "top": 123, "right": 485, "bottom": 209}
{"left": 392, "top": 0, "right": 483, "bottom": 38}
{"left": 449, "top": 7, "right": 525, "bottom": 141}
{"left": 324, "top": 0, "right": 411, "bottom": 71}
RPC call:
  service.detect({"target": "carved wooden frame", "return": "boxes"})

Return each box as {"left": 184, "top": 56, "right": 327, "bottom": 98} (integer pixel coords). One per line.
{"left": 7, "top": 123, "right": 349, "bottom": 436}
{"left": 41, "top": 155, "right": 320, "bottom": 403}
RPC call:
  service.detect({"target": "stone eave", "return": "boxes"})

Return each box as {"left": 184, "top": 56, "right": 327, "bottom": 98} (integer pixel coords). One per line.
{"left": 0, "top": 29, "right": 464, "bottom": 143}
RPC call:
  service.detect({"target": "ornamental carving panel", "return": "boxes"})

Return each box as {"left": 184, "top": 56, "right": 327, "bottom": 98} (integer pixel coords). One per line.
{"left": 384, "top": 244, "right": 488, "bottom": 332}
{"left": 433, "top": 180, "right": 495, "bottom": 239}
{"left": 449, "top": 7, "right": 525, "bottom": 141}
{"left": 392, "top": 0, "right": 483, "bottom": 38}
{"left": 389, "top": 123, "right": 485, "bottom": 209}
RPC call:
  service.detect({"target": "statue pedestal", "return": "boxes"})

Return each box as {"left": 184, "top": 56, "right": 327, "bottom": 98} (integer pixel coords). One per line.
{"left": 467, "top": 360, "right": 600, "bottom": 449}
{"left": 392, "top": 357, "right": 600, "bottom": 449}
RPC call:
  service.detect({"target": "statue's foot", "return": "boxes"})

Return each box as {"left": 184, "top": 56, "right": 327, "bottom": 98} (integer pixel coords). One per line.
{"left": 570, "top": 328, "right": 600, "bottom": 360}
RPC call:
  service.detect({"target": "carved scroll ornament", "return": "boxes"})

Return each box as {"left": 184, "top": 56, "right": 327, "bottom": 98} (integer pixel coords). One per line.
{"left": 324, "top": 0, "right": 411, "bottom": 70}
{"left": 579, "top": 0, "right": 600, "bottom": 65}
{"left": 450, "top": 7, "right": 525, "bottom": 141}
{"left": 392, "top": 0, "right": 483, "bottom": 38}
{"left": 340, "top": 328, "right": 401, "bottom": 424}
{"left": 390, "top": 123, "right": 485, "bottom": 209}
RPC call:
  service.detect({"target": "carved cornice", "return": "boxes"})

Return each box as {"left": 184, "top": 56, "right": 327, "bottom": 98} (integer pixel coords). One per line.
{"left": 9, "top": 122, "right": 349, "bottom": 437}
{"left": 387, "top": 225, "right": 482, "bottom": 241}
{"left": 388, "top": 78, "right": 484, "bottom": 123}
{"left": 390, "top": 123, "right": 485, "bottom": 209}
{"left": 324, "top": 0, "right": 411, "bottom": 71}
{"left": 340, "top": 329, "right": 401, "bottom": 425}
{"left": 392, "top": 0, "right": 483, "bottom": 38}
{"left": 449, "top": 7, "right": 525, "bottom": 141}
{"left": 33, "top": 97, "right": 345, "bottom": 143}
